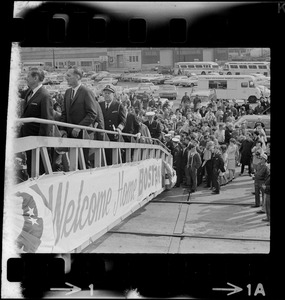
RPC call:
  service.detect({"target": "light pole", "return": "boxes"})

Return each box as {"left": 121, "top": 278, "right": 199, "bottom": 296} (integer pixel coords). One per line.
{"left": 52, "top": 49, "right": 55, "bottom": 70}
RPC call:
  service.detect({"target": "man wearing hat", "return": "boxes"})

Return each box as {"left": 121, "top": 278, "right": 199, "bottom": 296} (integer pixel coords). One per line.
{"left": 144, "top": 111, "right": 161, "bottom": 140}
{"left": 253, "top": 153, "right": 270, "bottom": 211}
{"left": 99, "top": 84, "right": 127, "bottom": 164}
{"left": 172, "top": 137, "right": 183, "bottom": 187}
{"left": 99, "top": 84, "right": 127, "bottom": 139}
{"left": 165, "top": 133, "right": 174, "bottom": 154}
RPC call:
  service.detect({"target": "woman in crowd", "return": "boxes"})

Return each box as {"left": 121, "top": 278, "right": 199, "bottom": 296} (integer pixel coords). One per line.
{"left": 226, "top": 138, "right": 238, "bottom": 182}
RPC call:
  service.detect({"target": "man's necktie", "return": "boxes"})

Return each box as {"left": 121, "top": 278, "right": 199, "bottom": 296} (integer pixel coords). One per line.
{"left": 71, "top": 89, "right": 75, "bottom": 102}
{"left": 106, "top": 103, "right": 109, "bottom": 111}
{"left": 26, "top": 90, "right": 33, "bottom": 103}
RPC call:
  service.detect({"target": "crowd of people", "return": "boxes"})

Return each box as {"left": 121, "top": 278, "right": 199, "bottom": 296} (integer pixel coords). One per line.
{"left": 16, "top": 66, "right": 271, "bottom": 224}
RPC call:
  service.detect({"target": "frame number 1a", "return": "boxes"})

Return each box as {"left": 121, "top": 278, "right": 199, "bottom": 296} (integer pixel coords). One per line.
{"left": 247, "top": 283, "right": 266, "bottom": 296}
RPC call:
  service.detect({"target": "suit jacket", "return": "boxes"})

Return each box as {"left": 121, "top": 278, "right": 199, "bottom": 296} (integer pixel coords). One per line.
{"left": 60, "top": 85, "right": 101, "bottom": 137}
{"left": 187, "top": 152, "right": 202, "bottom": 170}
{"left": 99, "top": 100, "right": 127, "bottom": 140}
{"left": 144, "top": 120, "right": 161, "bottom": 139}
{"left": 20, "top": 86, "right": 54, "bottom": 137}
{"left": 211, "top": 152, "right": 225, "bottom": 173}
{"left": 173, "top": 144, "right": 183, "bottom": 168}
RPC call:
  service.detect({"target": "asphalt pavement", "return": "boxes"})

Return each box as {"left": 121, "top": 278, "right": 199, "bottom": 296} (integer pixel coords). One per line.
{"left": 82, "top": 167, "right": 270, "bottom": 254}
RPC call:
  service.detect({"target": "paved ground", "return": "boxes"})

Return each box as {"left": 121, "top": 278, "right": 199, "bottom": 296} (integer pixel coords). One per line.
{"left": 82, "top": 168, "right": 270, "bottom": 254}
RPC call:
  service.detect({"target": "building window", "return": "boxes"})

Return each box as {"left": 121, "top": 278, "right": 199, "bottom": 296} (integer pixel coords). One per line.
{"left": 129, "top": 56, "right": 132, "bottom": 62}
{"left": 45, "top": 62, "right": 53, "bottom": 67}
{"left": 81, "top": 61, "right": 92, "bottom": 67}
{"left": 136, "top": 56, "right": 138, "bottom": 62}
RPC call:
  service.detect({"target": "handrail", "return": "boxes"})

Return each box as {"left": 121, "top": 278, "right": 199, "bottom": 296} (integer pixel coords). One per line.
{"left": 15, "top": 117, "right": 169, "bottom": 151}
{"left": 13, "top": 118, "right": 173, "bottom": 179}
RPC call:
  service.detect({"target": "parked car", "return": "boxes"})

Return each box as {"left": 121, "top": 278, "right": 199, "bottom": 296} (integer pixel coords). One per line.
{"left": 233, "top": 114, "right": 270, "bottom": 141}
{"left": 94, "top": 71, "right": 110, "bottom": 81}
{"left": 172, "top": 76, "right": 189, "bottom": 86}
{"left": 131, "top": 73, "right": 144, "bottom": 82}
{"left": 135, "top": 86, "right": 154, "bottom": 99}
{"left": 179, "top": 75, "right": 199, "bottom": 87}
{"left": 151, "top": 75, "right": 172, "bottom": 85}
{"left": 83, "top": 71, "right": 97, "bottom": 78}
{"left": 119, "top": 73, "right": 134, "bottom": 82}
{"left": 98, "top": 77, "right": 118, "bottom": 85}
{"left": 158, "top": 85, "right": 178, "bottom": 100}
{"left": 108, "top": 73, "right": 122, "bottom": 79}
{"left": 139, "top": 74, "right": 157, "bottom": 82}
{"left": 164, "top": 76, "right": 187, "bottom": 85}
{"left": 138, "top": 82, "right": 159, "bottom": 92}
{"left": 81, "top": 77, "right": 94, "bottom": 85}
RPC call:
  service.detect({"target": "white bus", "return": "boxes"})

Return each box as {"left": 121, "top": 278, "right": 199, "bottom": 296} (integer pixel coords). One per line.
{"left": 196, "top": 75, "right": 262, "bottom": 103}
{"left": 21, "top": 61, "right": 45, "bottom": 72}
{"left": 222, "top": 61, "right": 270, "bottom": 76}
{"left": 174, "top": 61, "right": 220, "bottom": 76}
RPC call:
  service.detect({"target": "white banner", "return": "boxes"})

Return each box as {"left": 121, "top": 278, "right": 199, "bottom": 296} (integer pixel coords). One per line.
{"left": 6, "top": 159, "right": 163, "bottom": 253}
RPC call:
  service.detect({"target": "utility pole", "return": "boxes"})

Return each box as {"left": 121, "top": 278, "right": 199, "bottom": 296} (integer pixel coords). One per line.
{"left": 52, "top": 49, "right": 55, "bottom": 69}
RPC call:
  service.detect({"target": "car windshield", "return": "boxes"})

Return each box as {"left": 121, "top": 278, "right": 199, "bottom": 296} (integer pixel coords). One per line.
{"left": 138, "top": 87, "right": 151, "bottom": 91}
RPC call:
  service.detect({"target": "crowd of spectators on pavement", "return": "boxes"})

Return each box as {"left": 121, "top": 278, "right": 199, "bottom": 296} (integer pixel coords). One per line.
{"left": 16, "top": 67, "right": 271, "bottom": 224}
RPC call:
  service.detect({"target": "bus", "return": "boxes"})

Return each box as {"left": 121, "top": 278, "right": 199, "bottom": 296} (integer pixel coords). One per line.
{"left": 21, "top": 61, "right": 45, "bottom": 72}
{"left": 174, "top": 61, "right": 220, "bottom": 76}
{"left": 222, "top": 61, "right": 270, "bottom": 76}
{"left": 195, "top": 75, "right": 262, "bottom": 103}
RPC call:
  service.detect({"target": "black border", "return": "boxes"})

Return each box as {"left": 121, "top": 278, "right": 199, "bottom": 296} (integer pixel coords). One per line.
{"left": 2, "top": 1, "right": 284, "bottom": 299}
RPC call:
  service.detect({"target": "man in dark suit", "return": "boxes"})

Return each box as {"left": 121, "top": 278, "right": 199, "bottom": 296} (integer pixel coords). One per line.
{"left": 99, "top": 85, "right": 127, "bottom": 165}
{"left": 19, "top": 68, "right": 54, "bottom": 177}
{"left": 210, "top": 145, "right": 226, "bottom": 194}
{"left": 144, "top": 111, "right": 161, "bottom": 140}
{"left": 60, "top": 67, "right": 104, "bottom": 168}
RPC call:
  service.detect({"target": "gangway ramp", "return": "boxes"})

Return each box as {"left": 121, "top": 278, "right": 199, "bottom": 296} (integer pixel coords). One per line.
{"left": 5, "top": 118, "right": 173, "bottom": 254}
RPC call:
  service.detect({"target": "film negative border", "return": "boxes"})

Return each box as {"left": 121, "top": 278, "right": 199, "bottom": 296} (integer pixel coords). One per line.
{"left": 9, "top": 2, "right": 284, "bottom": 47}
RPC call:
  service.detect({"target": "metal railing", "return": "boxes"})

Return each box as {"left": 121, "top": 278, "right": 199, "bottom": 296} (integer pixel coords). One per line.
{"left": 13, "top": 118, "right": 173, "bottom": 179}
